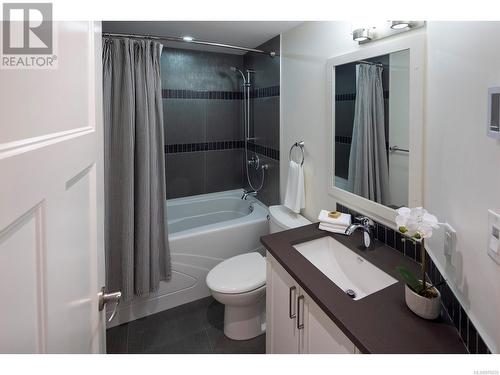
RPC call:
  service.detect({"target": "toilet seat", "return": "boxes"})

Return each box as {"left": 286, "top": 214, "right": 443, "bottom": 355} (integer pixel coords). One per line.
{"left": 206, "top": 252, "right": 265, "bottom": 294}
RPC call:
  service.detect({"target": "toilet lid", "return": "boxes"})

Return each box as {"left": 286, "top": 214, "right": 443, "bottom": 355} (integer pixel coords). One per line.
{"left": 269, "top": 205, "right": 311, "bottom": 229}
{"left": 206, "top": 252, "right": 266, "bottom": 294}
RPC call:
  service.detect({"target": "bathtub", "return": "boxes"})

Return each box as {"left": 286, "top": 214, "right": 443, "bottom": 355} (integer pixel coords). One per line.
{"left": 109, "top": 189, "right": 269, "bottom": 327}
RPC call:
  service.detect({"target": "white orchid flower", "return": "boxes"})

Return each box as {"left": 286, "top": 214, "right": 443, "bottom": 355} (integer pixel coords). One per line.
{"left": 395, "top": 207, "right": 439, "bottom": 240}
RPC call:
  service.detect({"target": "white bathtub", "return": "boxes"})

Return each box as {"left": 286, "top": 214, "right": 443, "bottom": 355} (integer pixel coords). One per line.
{"left": 108, "top": 189, "right": 269, "bottom": 327}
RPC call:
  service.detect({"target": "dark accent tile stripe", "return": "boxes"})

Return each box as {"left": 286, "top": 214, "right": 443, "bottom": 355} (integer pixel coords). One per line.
{"left": 335, "top": 135, "right": 352, "bottom": 145}
{"left": 335, "top": 90, "right": 389, "bottom": 102}
{"left": 162, "top": 85, "right": 280, "bottom": 100}
{"left": 247, "top": 141, "right": 279, "bottom": 161}
{"left": 162, "top": 89, "right": 243, "bottom": 100}
{"left": 250, "top": 85, "right": 280, "bottom": 98}
{"left": 165, "top": 140, "right": 245, "bottom": 154}
{"left": 164, "top": 140, "right": 280, "bottom": 161}
{"left": 336, "top": 203, "right": 492, "bottom": 354}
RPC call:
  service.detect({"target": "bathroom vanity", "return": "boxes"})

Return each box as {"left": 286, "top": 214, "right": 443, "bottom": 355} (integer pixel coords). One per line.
{"left": 262, "top": 223, "right": 468, "bottom": 354}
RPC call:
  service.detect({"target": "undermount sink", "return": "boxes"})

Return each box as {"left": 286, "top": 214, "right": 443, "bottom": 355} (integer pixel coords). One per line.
{"left": 293, "top": 236, "right": 397, "bottom": 300}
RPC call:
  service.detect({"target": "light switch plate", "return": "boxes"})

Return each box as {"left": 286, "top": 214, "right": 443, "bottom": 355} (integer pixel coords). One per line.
{"left": 443, "top": 223, "right": 456, "bottom": 257}
{"left": 487, "top": 209, "right": 500, "bottom": 264}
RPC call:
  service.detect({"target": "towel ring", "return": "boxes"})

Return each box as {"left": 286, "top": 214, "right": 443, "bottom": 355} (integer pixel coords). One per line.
{"left": 289, "top": 141, "right": 305, "bottom": 166}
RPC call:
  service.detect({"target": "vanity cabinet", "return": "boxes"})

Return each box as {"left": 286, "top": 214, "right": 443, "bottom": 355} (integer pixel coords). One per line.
{"left": 266, "top": 253, "right": 358, "bottom": 354}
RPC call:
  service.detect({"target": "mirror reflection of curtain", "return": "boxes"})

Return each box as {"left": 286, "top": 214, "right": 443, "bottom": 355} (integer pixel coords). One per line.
{"left": 348, "top": 63, "right": 390, "bottom": 204}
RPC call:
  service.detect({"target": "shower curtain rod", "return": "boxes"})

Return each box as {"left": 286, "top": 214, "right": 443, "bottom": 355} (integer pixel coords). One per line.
{"left": 102, "top": 32, "right": 276, "bottom": 57}
{"left": 357, "top": 60, "right": 384, "bottom": 67}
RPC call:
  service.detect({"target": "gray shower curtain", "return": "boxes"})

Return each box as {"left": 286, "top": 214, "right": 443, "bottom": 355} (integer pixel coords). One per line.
{"left": 103, "top": 37, "right": 171, "bottom": 301}
{"left": 348, "top": 63, "right": 390, "bottom": 205}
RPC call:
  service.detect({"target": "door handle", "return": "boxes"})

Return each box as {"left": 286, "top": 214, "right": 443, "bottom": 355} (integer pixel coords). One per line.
{"left": 98, "top": 287, "right": 122, "bottom": 322}
{"left": 297, "top": 295, "right": 305, "bottom": 330}
{"left": 289, "top": 286, "right": 297, "bottom": 319}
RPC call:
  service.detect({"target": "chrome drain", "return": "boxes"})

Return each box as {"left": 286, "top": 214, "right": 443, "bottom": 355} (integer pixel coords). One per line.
{"left": 345, "top": 289, "right": 356, "bottom": 299}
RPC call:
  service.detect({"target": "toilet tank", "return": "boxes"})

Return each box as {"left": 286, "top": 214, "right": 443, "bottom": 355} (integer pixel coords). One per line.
{"left": 269, "top": 205, "right": 311, "bottom": 233}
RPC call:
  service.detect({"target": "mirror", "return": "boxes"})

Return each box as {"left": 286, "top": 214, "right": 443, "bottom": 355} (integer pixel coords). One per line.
{"left": 334, "top": 50, "right": 410, "bottom": 209}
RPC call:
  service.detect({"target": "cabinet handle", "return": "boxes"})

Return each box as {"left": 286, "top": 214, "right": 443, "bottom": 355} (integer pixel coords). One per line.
{"left": 289, "top": 286, "right": 297, "bottom": 319}
{"left": 297, "top": 295, "right": 305, "bottom": 330}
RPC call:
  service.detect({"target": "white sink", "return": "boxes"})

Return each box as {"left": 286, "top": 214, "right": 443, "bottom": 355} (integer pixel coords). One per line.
{"left": 293, "top": 236, "right": 397, "bottom": 300}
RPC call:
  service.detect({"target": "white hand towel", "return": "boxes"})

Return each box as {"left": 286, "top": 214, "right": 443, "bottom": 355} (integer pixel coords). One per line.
{"left": 318, "top": 210, "right": 351, "bottom": 226}
{"left": 319, "top": 222, "right": 349, "bottom": 231}
{"left": 319, "top": 223, "right": 348, "bottom": 235}
{"left": 284, "top": 160, "right": 305, "bottom": 213}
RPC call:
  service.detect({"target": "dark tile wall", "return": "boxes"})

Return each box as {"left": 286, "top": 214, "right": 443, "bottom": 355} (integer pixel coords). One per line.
{"left": 161, "top": 48, "right": 245, "bottom": 199}
{"left": 243, "top": 36, "right": 281, "bottom": 206}
{"left": 336, "top": 203, "right": 492, "bottom": 354}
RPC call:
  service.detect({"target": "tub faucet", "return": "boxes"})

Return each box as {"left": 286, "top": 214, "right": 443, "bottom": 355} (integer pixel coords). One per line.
{"left": 345, "top": 216, "right": 375, "bottom": 248}
{"left": 241, "top": 190, "right": 257, "bottom": 200}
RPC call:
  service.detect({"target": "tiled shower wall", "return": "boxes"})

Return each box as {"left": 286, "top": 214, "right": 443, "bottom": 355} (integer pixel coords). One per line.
{"left": 243, "top": 36, "right": 281, "bottom": 206}
{"left": 162, "top": 37, "right": 281, "bottom": 203}
{"left": 162, "top": 48, "right": 245, "bottom": 199}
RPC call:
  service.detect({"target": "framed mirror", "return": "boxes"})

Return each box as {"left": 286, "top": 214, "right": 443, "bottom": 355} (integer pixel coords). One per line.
{"left": 326, "top": 34, "right": 425, "bottom": 227}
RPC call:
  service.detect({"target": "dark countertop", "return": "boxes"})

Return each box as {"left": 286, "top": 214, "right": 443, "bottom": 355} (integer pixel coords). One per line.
{"left": 261, "top": 223, "right": 468, "bottom": 354}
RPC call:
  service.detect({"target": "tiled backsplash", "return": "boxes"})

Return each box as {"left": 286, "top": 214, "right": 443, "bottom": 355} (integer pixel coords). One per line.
{"left": 336, "top": 203, "right": 491, "bottom": 354}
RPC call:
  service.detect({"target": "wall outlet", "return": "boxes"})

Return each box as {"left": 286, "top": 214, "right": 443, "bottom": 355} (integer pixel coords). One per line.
{"left": 488, "top": 210, "right": 500, "bottom": 264}
{"left": 443, "top": 223, "right": 456, "bottom": 257}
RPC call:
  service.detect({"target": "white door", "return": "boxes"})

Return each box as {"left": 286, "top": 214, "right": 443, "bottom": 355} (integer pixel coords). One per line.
{"left": 0, "top": 21, "right": 106, "bottom": 353}
{"left": 266, "top": 254, "right": 299, "bottom": 354}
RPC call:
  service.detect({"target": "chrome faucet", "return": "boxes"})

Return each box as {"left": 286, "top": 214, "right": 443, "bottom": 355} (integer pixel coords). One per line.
{"left": 241, "top": 190, "right": 257, "bottom": 200}
{"left": 345, "top": 216, "right": 375, "bottom": 248}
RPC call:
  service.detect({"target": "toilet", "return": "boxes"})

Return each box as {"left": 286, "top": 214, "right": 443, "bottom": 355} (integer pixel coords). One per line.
{"left": 206, "top": 205, "right": 311, "bottom": 340}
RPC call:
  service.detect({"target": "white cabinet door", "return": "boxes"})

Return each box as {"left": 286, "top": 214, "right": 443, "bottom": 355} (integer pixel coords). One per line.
{"left": 266, "top": 254, "right": 300, "bottom": 354}
{"left": 0, "top": 21, "right": 105, "bottom": 353}
{"left": 302, "top": 290, "right": 357, "bottom": 354}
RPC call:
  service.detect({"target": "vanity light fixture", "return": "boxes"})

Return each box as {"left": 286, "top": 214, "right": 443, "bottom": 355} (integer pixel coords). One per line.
{"left": 182, "top": 35, "right": 194, "bottom": 42}
{"left": 390, "top": 21, "right": 411, "bottom": 30}
{"left": 352, "top": 28, "right": 372, "bottom": 42}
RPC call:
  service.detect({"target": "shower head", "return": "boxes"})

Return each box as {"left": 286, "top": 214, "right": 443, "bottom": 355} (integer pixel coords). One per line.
{"left": 230, "top": 66, "right": 247, "bottom": 85}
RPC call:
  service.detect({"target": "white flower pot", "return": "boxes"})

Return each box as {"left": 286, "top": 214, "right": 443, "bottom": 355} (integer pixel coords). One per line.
{"left": 404, "top": 282, "right": 441, "bottom": 320}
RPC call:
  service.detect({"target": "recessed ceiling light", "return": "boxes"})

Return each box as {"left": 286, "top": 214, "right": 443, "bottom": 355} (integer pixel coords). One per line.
{"left": 391, "top": 21, "right": 411, "bottom": 30}
{"left": 182, "top": 36, "right": 194, "bottom": 42}
{"left": 352, "top": 28, "right": 371, "bottom": 42}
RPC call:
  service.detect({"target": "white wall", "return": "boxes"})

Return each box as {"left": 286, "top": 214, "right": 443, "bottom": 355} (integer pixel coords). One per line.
{"left": 281, "top": 21, "right": 500, "bottom": 352}
{"left": 425, "top": 21, "right": 500, "bottom": 352}
{"left": 281, "top": 22, "right": 360, "bottom": 220}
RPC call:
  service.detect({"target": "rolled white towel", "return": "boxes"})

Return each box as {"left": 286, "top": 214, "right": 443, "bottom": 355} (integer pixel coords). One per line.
{"left": 318, "top": 210, "right": 351, "bottom": 226}
{"left": 319, "top": 223, "right": 348, "bottom": 235}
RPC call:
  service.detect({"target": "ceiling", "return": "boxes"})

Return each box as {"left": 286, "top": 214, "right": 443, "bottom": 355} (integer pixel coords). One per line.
{"left": 102, "top": 21, "right": 302, "bottom": 54}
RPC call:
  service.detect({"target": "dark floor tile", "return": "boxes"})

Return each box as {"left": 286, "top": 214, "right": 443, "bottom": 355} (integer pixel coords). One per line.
{"left": 145, "top": 329, "right": 212, "bottom": 354}
{"left": 127, "top": 297, "right": 213, "bottom": 353}
{"left": 206, "top": 326, "right": 265, "bottom": 354}
{"left": 203, "top": 298, "right": 225, "bottom": 329}
{"left": 106, "top": 323, "right": 129, "bottom": 354}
